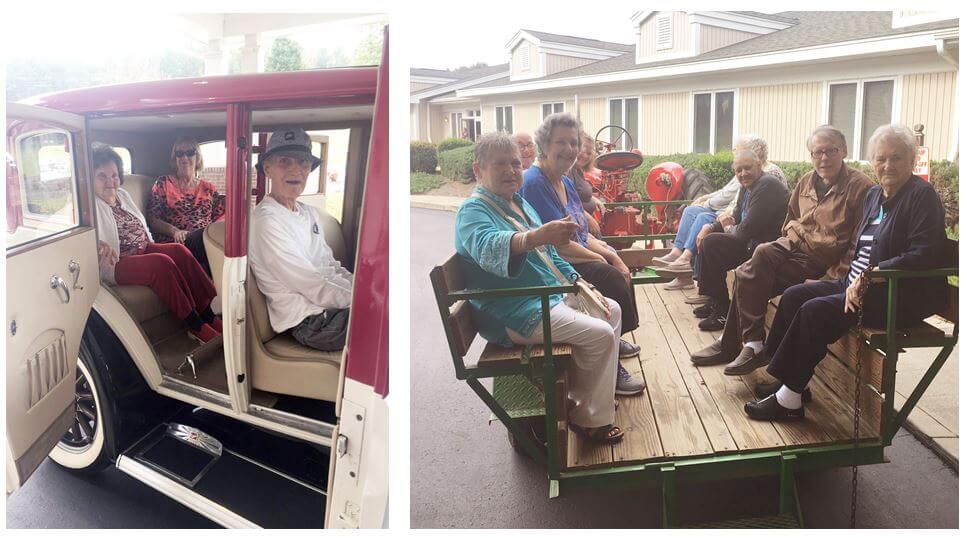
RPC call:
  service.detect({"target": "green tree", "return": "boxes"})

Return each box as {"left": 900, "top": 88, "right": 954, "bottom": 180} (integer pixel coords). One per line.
{"left": 455, "top": 62, "right": 488, "bottom": 71}
{"left": 265, "top": 37, "right": 304, "bottom": 72}
{"left": 159, "top": 51, "right": 203, "bottom": 79}
{"left": 313, "top": 47, "right": 349, "bottom": 68}
{"left": 352, "top": 25, "right": 384, "bottom": 66}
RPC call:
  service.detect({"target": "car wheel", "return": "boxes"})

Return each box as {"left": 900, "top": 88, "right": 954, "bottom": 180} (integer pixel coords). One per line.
{"left": 48, "top": 338, "right": 116, "bottom": 474}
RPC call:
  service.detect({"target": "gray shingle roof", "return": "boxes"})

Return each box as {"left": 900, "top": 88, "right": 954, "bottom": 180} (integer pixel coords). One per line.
{"left": 410, "top": 68, "right": 459, "bottom": 79}
{"left": 467, "top": 12, "right": 958, "bottom": 90}
{"left": 411, "top": 63, "right": 510, "bottom": 96}
{"left": 520, "top": 29, "right": 635, "bottom": 53}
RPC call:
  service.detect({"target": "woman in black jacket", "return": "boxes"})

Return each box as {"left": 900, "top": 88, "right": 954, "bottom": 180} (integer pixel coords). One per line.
{"left": 744, "top": 123, "right": 949, "bottom": 421}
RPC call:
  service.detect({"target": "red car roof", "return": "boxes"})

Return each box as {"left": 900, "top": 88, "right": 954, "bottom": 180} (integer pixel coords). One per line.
{"left": 23, "top": 67, "right": 378, "bottom": 115}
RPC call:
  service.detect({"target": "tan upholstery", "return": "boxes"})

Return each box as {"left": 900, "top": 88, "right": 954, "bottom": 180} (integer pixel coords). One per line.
{"left": 121, "top": 174, "right": 157, "bottom": 216}
{"left": 204, "top": 206, "right": 348, "bottom": 401}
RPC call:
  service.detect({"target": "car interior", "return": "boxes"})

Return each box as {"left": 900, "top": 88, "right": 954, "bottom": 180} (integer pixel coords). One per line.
{"left": 88, "top": 105, "right": 374, "bottom": 420}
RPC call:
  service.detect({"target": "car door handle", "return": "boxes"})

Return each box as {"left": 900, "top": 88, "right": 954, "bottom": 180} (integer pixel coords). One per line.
{"left": 68, "top": 260, "right": 84, "bottom": 290}
{"left": 50, "top": 275, "right": 71, "bottom": 304}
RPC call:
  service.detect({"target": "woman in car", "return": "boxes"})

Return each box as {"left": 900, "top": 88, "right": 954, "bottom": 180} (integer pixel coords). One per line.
{"left": 456, "top": 131, "right": 625, "bottom": 443}
{"left": 93, "top": 145, "right": 222, "bottom": 343}
{"left": 147, "top": 136, "right": 226, "bottom": 276}
{"left": 519, "top": 113, "right": 645, "bottom": 396}
{"left": 744, "top": 124, "right": 948, "bottom": 421}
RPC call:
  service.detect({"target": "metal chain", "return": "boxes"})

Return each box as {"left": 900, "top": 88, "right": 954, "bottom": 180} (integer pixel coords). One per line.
{"left": 850, "top": 267, "right": 872, "bottom": 528}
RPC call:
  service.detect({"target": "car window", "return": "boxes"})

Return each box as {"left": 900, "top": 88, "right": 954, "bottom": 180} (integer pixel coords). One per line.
{"left": 112, "top": 146, "right": 132, "bottom": 175}
{"left": 6, "top": 129, "right": 80, "bottom": 249}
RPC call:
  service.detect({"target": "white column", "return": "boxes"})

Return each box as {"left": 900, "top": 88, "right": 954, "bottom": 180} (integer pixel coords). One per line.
{"left": 203, "top": 38, "right": 225, "bottom": 75}
{"left": 241, "top": 33, "right": 261, "bottom": 73}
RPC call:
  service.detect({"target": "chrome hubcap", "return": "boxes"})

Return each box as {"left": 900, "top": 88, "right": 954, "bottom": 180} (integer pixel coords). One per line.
{"left": 60, "top": 367, "right": 98, "bottom": 449}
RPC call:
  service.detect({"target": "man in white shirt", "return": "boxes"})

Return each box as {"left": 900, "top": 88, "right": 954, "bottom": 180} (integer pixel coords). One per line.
{"left": 249, "top": 128, "right": 353, "bottom": 351}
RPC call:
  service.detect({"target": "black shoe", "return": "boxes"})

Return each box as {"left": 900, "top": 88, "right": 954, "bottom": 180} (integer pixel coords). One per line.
{"left": 693, "top": 303, "right": 714, "bottom": 318}
{"left": 618, "top": 339, "right": 640, "bottom": 359}
{"left": 753, "top": 380, "right": 812, "bottom": 403}
{"left": 698, "top": 314, "right": 726, "bottom": 331}
{"left": 744, "top": 394, "right": 805, "bottom": 421}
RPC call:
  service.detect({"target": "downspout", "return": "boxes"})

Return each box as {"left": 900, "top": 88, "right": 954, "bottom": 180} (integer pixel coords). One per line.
{"left": 574, "top": 93, "right": 580, "bottom": 121}
{"left": 935, "top": 38, "right": 958, "bottom": 161}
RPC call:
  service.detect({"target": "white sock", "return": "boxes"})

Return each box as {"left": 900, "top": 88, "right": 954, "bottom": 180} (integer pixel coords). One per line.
{"left": 744, "top": 340, "right": 764, "bottom": 354}
{"left": 775, "top": 385, "right": 802, "bottom": 409}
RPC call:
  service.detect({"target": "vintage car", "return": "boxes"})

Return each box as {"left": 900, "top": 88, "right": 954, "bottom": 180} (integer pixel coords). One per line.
{"left": 5, "top": 30, "right": 388, "bottom": 529}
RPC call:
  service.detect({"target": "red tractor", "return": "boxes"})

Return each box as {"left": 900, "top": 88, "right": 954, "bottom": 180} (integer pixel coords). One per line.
{"left": 590, "top": 126, "right": 687, "bottom": 250}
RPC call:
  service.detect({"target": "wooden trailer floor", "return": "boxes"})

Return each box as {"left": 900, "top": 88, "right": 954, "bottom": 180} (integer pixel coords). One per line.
{"left": 565, "top": 284, "right": 881, "bottom": 470}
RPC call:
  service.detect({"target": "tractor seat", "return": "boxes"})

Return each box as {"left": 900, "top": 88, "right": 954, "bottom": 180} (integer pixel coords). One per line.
{"left": 203, "top": 206, "right": 347, "bottom": 402}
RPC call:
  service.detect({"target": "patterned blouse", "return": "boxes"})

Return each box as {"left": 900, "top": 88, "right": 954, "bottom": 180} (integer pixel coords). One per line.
{"left": 112, "top": 201, "right": 149, "bottom": 257}
{"left": 147, "top": 175, "right": 226, "bottom": 242}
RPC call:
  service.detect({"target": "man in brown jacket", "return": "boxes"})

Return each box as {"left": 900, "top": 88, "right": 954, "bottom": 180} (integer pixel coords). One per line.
{"left": 690, "top": 125, "right": 873, "bottom": 374}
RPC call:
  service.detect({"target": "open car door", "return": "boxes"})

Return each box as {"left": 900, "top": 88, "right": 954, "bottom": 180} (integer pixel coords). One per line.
{"left": 326, "top": 27, "right": 389, "bottom": 529}
{"left": 6, "top": 102, "right": 99, "bottom": 492}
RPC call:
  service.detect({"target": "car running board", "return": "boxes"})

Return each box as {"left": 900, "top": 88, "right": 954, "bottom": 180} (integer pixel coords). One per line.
{"left": 118, "top": 423, "right": 327, "bottom": 528}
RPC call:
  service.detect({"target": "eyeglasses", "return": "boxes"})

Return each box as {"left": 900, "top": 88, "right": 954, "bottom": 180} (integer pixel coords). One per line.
{"left": 174, "top": 149, "right": 197, "bottom": 158}
{"left": 810, "top": 147, "right": 842, "bottom": 159}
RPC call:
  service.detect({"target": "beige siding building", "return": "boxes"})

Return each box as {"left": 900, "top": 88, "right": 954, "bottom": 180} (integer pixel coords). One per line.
{"left": 413, "top": 11, "right": 959, "bottom": 163}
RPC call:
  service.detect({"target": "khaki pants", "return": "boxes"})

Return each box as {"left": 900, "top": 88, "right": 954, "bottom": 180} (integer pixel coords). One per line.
{"left": 508, "top": 298, "right": 621, "bottom": 429}
{"left": 721, "top": 237, "right": 827, "bottom": 355}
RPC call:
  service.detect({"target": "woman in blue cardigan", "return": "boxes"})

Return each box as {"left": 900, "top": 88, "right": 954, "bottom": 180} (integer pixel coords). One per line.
{"left": 744, "top": 124, "right": 949, "bottom": 421}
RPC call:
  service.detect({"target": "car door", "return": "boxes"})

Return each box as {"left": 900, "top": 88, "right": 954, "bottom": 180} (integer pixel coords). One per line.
{"left": 6, "top": 102, "right": 99, "bottom": 493}
{"left": 326, "top": 26, "right": 389, "bottom": 529}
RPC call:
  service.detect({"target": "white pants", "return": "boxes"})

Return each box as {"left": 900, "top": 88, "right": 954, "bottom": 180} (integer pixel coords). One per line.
{"left": 507, "top": 298, "right": 621, "bottom": 428}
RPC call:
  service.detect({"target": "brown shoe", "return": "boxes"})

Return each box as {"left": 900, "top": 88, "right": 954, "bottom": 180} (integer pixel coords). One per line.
{"left": 690, "top": 340, "right": 730, "bottom": 366}
{"left": 724, "top": 346, "right": 770, "bottom": 375}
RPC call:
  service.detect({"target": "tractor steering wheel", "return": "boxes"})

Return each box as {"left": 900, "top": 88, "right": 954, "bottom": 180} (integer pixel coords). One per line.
{"left": 594, "top": 125, "right": 635, "bottom": 153}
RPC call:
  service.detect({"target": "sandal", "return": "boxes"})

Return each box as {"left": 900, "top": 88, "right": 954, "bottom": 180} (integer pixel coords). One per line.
{"left": 570, "top": 423, "right": 625, "bottom": 444}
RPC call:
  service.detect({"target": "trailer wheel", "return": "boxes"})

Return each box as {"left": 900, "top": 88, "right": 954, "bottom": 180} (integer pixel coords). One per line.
{"left": 507, "top": 416, "right": 547, "bottom": 459}
{"left": 48, "top": 336, "right": 117, "bottom": 474}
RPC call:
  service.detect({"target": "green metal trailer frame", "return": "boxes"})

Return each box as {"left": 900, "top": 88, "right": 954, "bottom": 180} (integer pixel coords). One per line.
{"left": 431, "top": 220, "right": 958, "bottom": 528}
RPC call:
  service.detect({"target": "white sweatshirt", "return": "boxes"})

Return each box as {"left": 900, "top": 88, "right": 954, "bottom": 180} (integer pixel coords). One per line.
{"left": 94, "top": 188, "right": 153, "bottom": 285}
{"left": 248, "top": 196, "right": 354, "bottom": 333}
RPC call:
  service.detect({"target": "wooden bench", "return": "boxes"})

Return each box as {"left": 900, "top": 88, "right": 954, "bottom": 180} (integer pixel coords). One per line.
{"left": 756, "top": 238, "right": 959, "bottom": 445}
{"left": 430, "top": 253, "right": 575, "bottom": 468}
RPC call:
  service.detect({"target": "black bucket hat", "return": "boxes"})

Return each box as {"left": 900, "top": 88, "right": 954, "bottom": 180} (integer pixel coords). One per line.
{"left": 256, "top": 128, "right": 322, "bottom": 173}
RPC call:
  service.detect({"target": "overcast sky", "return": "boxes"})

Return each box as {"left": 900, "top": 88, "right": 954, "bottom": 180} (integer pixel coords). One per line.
{"left": 405, "top": 10, "right": 642, "bottom": 70}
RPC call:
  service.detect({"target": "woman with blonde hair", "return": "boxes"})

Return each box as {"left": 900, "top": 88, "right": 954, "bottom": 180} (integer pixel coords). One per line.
{"left": 147, "top": 136, "right": 226, "bottom": 276}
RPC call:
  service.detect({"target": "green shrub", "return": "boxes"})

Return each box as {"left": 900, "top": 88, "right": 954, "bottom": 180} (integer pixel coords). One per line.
{"left": 410, "top": 172, "right": 446, "bottom": 194}
{"left": 437, "top": 137, "right": 473, "bottom": 153}
{"left": 629, "top": 151, "right": 735, "bottom": 193}
{"left": 410, "top": 141, "right": 437, "bottom": 174}
{"left": 438, "top": 146, "right": 475, "bottom": 183}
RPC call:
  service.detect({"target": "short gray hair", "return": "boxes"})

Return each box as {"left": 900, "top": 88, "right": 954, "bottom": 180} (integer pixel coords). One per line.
{"left": 474, "top": 131, "right": 519, "bottom": 167}
{"left": 866, "top": 123, "right": 918, "bottom": 161}
{"left": 534, "top": 112, "right": 582, "bottom": 160}
{"left": 807, "top": 125, "right": 848, "bottom": 151}
{"left": 732, "top": 149, "right": 761, "bottom": 166}
{"left": 734, "top": 134, "right": 769, "bottom": 163}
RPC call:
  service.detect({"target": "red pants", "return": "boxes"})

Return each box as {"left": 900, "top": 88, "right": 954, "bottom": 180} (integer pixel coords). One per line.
{"left": 114, "top": 242, "right": 216, "bottom": 320}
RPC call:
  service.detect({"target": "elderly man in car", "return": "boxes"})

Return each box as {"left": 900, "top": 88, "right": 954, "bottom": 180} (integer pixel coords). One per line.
{"left": 248, "top": 128, "right": 353, "bottom": 352}
{"left": 691, "top": 125, "right": 873, "bottom": 375}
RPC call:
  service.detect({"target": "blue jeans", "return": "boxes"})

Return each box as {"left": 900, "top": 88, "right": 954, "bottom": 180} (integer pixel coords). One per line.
{"left": 673, "top": 205, "right": 716, "bottom": 253}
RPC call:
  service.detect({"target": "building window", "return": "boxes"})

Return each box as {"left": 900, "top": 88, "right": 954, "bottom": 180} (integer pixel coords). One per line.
{"left": 495, "top": 106, "right": 514, "bottom": 133}
{"left": 449, "top": 112, "right": 464, "bottom": 138}
{"left": 656, "top": 15, "right": 673, "bottom": 50}
{"left": 692, "top": 90, "right": 734, "bottom": 154}
{"left": 541, "top": 102, "right": 564, "bottom": 119}
{"left": 827, "top": 80, "right": 895, "bottom": 159}
{"left": 608, "top": 98, "right": 639, "bottom": 151}
{"left": 111, "top": 146, "right": 133, "bottom": 174}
